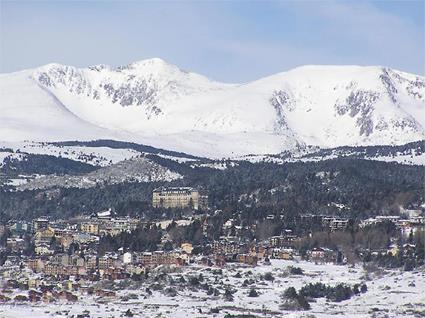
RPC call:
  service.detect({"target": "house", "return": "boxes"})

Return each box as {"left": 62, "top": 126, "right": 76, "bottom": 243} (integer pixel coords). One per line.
{"left": 84, "top": 254, "right": 98, "bottom": 270}
{"left": 249, "top": 246, "right": 267, "bottom": 260}
{"left": 213, "top": 240, "right": 243, "bottom": 255}
{"left": 27, "top": 278, "right": 41, "bottom": 289}
{"left": 181, "top": 242, "right": 193, "bottom": 254}
{"left": 50, "top": 253, "right": 70, "bottom": 266}
{"left": 14, "top": 294, "right": 28, "bottom": 302}
{"left": 59, "top": 280, "right": 73, "bottom": 291}
{"left": 6, "top": 237, "right": 25, "bottom": 252}
{"left": 28, "top": 289, "right": 42, "bottom": 302}
{"left": 269, "top": 234, "right": 297, "bottom": 248}
{"left": 33, "top": 217, "right": 49, "bottom": 232}
{"left": 273, "top": 248, "right": 294, "bottom": 260}
{"left": 35, "top": 243, "right": 54, "bottom": 255}
{"left": 121, "top": 252, "right": 132, "bottom": 264}
{"left": 402, "top": 243, "right": 416, "bottom": 256}
{"left": 322, "top": 217, "right": 349, "bottom": 231}
{"left": 43, "top": 263, "right": 61, "bottom": 276}
{"left": 99, "top": 254, "right": 119, "bottom": 270}
{"left": 8, "top": 221, "right": 32, "bottom": 234}
{"left": 73, "top": 232, "right": 96, "bottom": 244}
{"left": 214, "top": 254, "right": 225, "bottom": 267}
{"left": 58, "top": 290, "right": 78, "bottom": 302}
{"left": 92, "top": 209, "right": 113, "bottom": 220}
{"left": 237, "top": 254, "right": 258, "bottom": 266}
{"left": 69, "top": 255, "right": 85, "bottom": 267}
{"left": 80, "top": 222, "right": 99, "bottom": 235}
{"left": 34, "top": 227, "right": 55, "bottom": 245}
{"left": 27, "top": 258, "right": 45, "bottom": 272}
{"left": 360, "top": 215, "right": 401, "bottom": 228}
{"left": 95, "top": 289, "right": 116, "bottom": 298}
{"left": 310, "top": 247, "right": 325, "bottom": 261}
{"left": 400, "top": 222, "right": 425, "bottom": 238}
{"left": 57, "top": 232, "right": 74, "bottom": 249}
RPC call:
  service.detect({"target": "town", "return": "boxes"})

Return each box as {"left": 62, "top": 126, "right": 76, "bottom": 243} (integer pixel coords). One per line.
{"left": 1, "top": 186, "right": 424, "bottom": 315}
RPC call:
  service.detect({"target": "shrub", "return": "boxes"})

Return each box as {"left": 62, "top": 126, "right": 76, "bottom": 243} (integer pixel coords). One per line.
{"left": 326, "top": 284, "right": 353, "bottom": 302}
{"left": 281, "top": 286, "right": 310, "bottom": 311}
{"left": 299, "top": 282, "right": 356, "bottom": 302}
{"left": 248, "top": 288, "right": 259, "bottom": 297}
{"left": 198, "top": 273, "right": 204, "bottom": 282}
{"left": 289, "top": 266, "right": 304, "bottom": 275}
{"left": 297, "top": 294, "right": 311, "bottom": 310}
{"left": 189, "top": 276, "right": 200, "bottom": 286}
{"left": 150, "top": 283, "right": 164, "bottom": 291}
{"left": 164, "top": 287, "right": 177, "bottom": 297}
{"left": 299, "top": 282, "right": 328, "bottom": 298}
{"left": 224, "top": 288, "right": 234, "bottom": 301}
{"left": 404, "top": 259, "right": 415, "bottom": 271}
{"left": 264, "top": 272, "right": 274, "bottom": 281}
{"left": 284, "top": 287, "right": 298, "bottom": 299}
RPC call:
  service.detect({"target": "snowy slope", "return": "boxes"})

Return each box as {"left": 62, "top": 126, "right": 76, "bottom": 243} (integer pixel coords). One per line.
{"left": 1, "top": 59, "right": 424, "bottom": 157}
{"left": 0, "top": 69, "right": 128, "bottom": 142}
{"left": 15, "top": 157, "right": 182, "bottom": 190}
{"left": 0, "top": 141, "right": 141, "bottom": 167}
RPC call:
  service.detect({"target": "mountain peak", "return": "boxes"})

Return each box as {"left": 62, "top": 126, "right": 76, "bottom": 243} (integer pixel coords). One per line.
{"left": 135, "top": 57, "right": 168, "bottom": 65}
{"left": 118, "top": 58, "right": 182, "bottom": 73}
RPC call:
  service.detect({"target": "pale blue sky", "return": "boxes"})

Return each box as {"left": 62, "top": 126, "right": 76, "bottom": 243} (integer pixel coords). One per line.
{"left": 1, "top": 0, "right": 424, "bottom": 82}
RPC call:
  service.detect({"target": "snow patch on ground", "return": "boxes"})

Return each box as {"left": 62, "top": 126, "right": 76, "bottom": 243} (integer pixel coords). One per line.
{"left": 0, "top": 141, "right": 141, "bottom": 167}
{"left": 365, "top": 152, "right": 425, "bottom": 166}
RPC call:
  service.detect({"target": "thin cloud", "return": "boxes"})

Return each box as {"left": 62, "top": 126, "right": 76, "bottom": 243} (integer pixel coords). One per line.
{"left": 281, "top": 1, "right": 424, "bottom": 74}
{"left": 0, "top": 1, "right": 423, "bottom": 80}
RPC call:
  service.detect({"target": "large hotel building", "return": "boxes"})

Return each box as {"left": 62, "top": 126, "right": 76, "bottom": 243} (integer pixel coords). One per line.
{"left": 152, "top": 187, "right": 208, "bottom": 210}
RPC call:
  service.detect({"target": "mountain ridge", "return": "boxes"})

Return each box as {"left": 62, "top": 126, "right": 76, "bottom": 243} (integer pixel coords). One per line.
{"left": 1, "top": 59, "right": 424, "bottom": 158}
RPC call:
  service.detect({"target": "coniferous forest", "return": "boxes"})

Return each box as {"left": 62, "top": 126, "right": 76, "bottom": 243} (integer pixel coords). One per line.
{"left": 1, "top": 156, "right": 423, "bottom": 222}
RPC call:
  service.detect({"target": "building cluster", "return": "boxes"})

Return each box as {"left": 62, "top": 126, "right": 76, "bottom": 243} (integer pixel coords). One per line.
{"left": 1, "top": 197, "right": 424, "bottom": 306}
{"left": 22, "top": 249, "right": 189, "bottom": 280}
{"left": 208, "top": 230, "right": 299, "bottom": 267}
{"left": 1, "top": 212, "right": 194, "bottom": 283}
{"left": 360, "top": 214, "right": 425, "bottom": 237}
{"left": 5, "top": 211, "right": 141, "bottom": 256}
{"left": 1, "top": 214, "right": 304, "bottom": 286}
{"left": 0, "top": 269, "right": 119, "bottom": 304}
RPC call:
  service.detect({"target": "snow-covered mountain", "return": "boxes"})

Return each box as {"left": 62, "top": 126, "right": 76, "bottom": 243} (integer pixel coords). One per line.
{"left": 1, "top": 58, "right": 424, "bottom": 157}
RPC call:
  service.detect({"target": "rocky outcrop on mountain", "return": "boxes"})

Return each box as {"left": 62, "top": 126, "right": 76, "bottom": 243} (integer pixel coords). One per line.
{"left": 17, "top": 157, "right": 181, "bottom": 190}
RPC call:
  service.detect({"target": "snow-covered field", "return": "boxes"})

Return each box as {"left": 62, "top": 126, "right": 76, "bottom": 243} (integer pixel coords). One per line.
{"left": 1, "top": 260, "right": 424, "bottom": 318}
{"left": 366, "top": 152, "right": 425, "bottom": 166}
{"left": 235, "top": 149, "right": 425, "bottom": 166}
{"left": 0, "top": 141, "right": 141, "bottom": 167}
